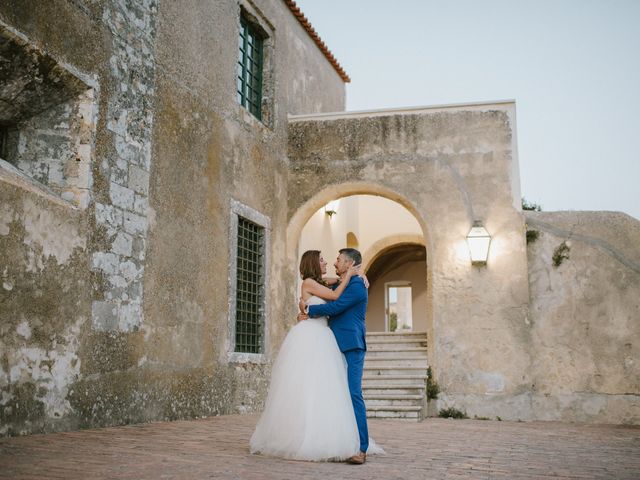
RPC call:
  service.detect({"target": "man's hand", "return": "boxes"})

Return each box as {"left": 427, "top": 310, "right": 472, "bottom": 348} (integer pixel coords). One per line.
{"left": 297, "top": 312, "right": 309, "bottom": 322}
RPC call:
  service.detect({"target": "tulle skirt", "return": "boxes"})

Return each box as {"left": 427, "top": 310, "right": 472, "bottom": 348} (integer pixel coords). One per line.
{"left": 250, "top": 318, "right": 361, "bottom": 461}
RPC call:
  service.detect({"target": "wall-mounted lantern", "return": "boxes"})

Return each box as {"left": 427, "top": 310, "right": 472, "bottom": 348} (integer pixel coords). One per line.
{"left": 324, "top": 199, "right": 340, "bottom": 218}
{"left": 466, "top": 221, "right": 491, "bottom": 265}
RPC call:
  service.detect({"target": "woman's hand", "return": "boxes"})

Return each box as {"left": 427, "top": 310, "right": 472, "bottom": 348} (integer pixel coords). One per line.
{"left": 344, "top": 265, "right": 359, "bottom": 280}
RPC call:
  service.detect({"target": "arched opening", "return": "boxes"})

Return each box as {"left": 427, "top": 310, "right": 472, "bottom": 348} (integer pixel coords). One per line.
{"left": 293, "top": 190, "right": 430, "bottom": 338}
{"left": 346, "top": 231, "right": 359, "bottom": 248}
{"left": 365, "top": 243, "right": 427, "bottom": 332}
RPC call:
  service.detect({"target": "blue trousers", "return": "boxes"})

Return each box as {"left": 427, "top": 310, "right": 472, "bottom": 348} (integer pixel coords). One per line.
{"left": 343, "top": 348, "right": 368, "bottom": 453}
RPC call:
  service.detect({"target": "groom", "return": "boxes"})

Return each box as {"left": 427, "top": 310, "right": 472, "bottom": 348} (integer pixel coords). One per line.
{"left": 299, "top": 248, "right": 369, "bottom": 465}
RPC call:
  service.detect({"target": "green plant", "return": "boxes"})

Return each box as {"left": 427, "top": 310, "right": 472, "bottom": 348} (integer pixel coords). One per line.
{"left": 389, "top": 312, "right": 397, "bottom": 332}
{"left": 426, "top": 366, "right": 440, "bottom": 401}
{"left": 522, "top": 197, "right": 542, "bottom": 211}
{"left": 496, "top": 416, "right": 502, "bottom": 421}
{"left": 473, "top": 415, "right": 490, "bottom": 420}
{"left": 526, "top": 229, "right": 539, "bottom": 244}
{"left": 552, "top": 241, "right": 570, "bottom": 267}
{"left": 438, "top": 407, "right": 468, "bottom": 419}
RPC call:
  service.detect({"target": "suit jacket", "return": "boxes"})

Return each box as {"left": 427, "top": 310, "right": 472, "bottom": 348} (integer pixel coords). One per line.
{"left": 308, "top": 276, "right": 368, "bottom": 352}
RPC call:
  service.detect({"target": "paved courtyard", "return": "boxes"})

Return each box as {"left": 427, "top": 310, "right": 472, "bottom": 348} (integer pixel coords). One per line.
{"left": 0, "top": 414, "right": 638, "bottom": 479}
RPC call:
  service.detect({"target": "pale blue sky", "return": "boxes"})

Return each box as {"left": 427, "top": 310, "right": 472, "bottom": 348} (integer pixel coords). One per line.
{"left": 295, "top": 0, "right": 640, "bottom": 219}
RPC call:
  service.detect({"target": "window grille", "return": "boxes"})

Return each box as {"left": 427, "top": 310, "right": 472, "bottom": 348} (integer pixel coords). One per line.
{"left": 234, "top": 216, "right": 265, "bottom": 353}
{"left": 237, "top": 14, "right": 264, "bottom": 119}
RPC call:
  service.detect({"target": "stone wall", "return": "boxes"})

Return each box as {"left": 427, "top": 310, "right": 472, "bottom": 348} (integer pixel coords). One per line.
{"left": 525, "top": 211, "right": 640, "bottom": 423}
{"left": 0, "top": 0, "right": 346, "bottom": 436}
{"left": 287, "top": 103, "right": 532, "bottom": 421}
{"left": 286, "top": 108, "right": 639, "bottom": 423}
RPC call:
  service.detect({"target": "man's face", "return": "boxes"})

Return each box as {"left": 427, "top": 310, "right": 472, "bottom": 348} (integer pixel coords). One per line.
{"left": 334, "top": 253, "right": 353, "bottom": 277}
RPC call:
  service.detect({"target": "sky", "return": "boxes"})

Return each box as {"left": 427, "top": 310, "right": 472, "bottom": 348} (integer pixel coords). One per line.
{"left": 295, "top": 0, "right": 640, "bottom": 219}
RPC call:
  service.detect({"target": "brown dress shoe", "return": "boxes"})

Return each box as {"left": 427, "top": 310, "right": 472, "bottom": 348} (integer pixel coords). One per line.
{"left": 347, "top": 451, "right": 366, "bottom": 464}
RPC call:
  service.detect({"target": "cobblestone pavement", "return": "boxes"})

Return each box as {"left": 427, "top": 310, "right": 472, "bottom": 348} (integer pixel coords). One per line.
{"left": 1, "top": 414, "right": 638, "bottom": 479}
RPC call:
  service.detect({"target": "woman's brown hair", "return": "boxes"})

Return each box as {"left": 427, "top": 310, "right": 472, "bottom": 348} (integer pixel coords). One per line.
{"left": 299, "top": 250, "right": 325, "bottom": 285}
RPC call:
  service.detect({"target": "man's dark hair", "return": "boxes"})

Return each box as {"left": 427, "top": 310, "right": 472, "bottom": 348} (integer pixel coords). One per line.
{"left": 339, "top": 248, "right": 362, "bottom": 266}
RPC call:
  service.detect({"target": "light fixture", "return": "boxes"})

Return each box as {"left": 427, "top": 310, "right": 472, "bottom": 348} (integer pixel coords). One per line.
{"left": 324, "top": 199, "right": 340, "bottom": 218}
{"left": 466, "top": 221, "right": 491, "bottom": 265}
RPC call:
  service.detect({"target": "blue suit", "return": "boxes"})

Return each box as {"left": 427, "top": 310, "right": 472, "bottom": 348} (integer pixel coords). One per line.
{"left": 308, "top": 276, "right": 369, "bottom": 453}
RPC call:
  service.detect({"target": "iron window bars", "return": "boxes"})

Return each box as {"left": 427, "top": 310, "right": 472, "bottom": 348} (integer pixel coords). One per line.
{"left": 234, "top": 216, "right": 265, "bottom": 353}
{"left": 237, "top": 15, "right": 264, "bottom": 120}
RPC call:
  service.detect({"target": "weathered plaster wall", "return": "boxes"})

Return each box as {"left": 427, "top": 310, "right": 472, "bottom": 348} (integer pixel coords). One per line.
{"left": 142, "top": 0, "right": 347, "bottom": 420}
{"left": 1, "top": 0, "right": 346, "bottom": 436}
{"left": 0, "top": 181, "right": 90, "bottom": 435}
{"left": 287, "top": 103, "right": 532, "bottom": 420}
{"left": 525, "top": 211, "right": 640, "bottom": 424}
{"left": 0, "top": 0, "right": 106, "bottom": 436}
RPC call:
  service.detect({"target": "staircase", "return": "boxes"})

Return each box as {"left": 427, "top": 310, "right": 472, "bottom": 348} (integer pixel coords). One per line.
{"left": 363, "top": 331, "right": 429, "bottom": 421}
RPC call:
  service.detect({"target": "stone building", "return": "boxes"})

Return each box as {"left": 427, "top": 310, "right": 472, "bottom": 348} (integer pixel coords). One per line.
{"left": 0, "top": 0, "right": 638, "bottom": 436}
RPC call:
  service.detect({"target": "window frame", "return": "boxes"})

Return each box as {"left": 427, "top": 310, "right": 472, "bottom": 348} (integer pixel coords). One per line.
{"left": 227, "top": 199, "right": 271, "bottom": 363}
{"left": 237, "top": 13, "right": 264, "bottom": 120}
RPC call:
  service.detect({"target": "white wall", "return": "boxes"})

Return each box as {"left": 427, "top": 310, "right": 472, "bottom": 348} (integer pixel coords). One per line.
{"left": 298, "top": 194, "right": 423, "bottom": 273}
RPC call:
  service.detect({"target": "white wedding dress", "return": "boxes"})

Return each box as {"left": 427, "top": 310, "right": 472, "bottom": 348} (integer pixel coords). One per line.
{"left": 250, "top": 296, "right": 363, "bottom": 461}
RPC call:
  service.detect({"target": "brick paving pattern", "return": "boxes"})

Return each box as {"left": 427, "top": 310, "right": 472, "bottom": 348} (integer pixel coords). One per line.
{"left": 1, "top": 415, "right": 638, "bottom": 479}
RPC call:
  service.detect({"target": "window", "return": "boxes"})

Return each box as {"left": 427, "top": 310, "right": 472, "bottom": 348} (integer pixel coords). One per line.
{"left": 386, "top": 282, "right": 413, "bottom": 332}
{"left": 234, "top": 216, "right": 265, "bottom": 353}
{"left": 0, "top": 26, "right": 96, "bottom": 208}
{"left": 228, "top": 200, "right": 270, "bottom": 362}
{"left": 237, "top": 14, "right": 264, "bottom": 119}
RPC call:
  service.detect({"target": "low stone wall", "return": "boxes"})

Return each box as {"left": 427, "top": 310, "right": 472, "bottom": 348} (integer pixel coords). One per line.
{"left": 524, "top": 211, "right": 640, "bottom": 424}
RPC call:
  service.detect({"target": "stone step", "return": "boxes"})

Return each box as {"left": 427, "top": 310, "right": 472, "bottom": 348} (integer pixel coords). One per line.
{"left": 366, "top": 404, "right": 423, "bottom": 420}
{"left": 367, "top": 345, "right": 428, "bottom": 357}
{"left": 364, "top": 393, "right": 424, "bottom": 400}
{"left": 364, "top": 394, "right": 424, "bottom": 407}
{"left": 364, "top": 366, "right": 428, "bottom": 376}
{"left": 367, "top": 404, "right": 423, "bottom": 412}
{"left": 365, "top": 357, "right": 428, "bottom": 366}
{"left": 362, "top": 374, "right": 427, "bottom": 386}
{"left": 367, "top": 414, "right": 421, "bottom": 421}
{"left": 367, "top": 354, "right": 428, "bottom": 362}
{"left": 366, "top": 331, "right": 428, "bottom": 337}
{"left": 366, "top": 341, "right": 427, "bottom": 350}
{"left": 366, "top": 337, "right": 427, "bottom": 345}
{"left": 363, "top": 386, "right": 426, "bottom": 395}
{"left": 364, "top": 363, "right": 427, "bottom": 375}
{"left": 366, "top": 353, "right": 428, "bottom": 362}
{"left": 365, "top": 398, "right": 423, "bottom": 407}
{"left": 366, "top": 409, "right": 421, "bottom": 420}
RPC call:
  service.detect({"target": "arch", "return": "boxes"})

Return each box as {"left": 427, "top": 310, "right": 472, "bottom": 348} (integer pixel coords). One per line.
{"left": 346, "top": 231, "right": 359, "bottom": 248}
{"left": 286, "top": 181, "right": 432, "bottom": 255}
{"left": 286, "top": 181, "right": 434, "bottom": 366}
{"left": 361, "top": 234, "right": 426, "bottom": 272}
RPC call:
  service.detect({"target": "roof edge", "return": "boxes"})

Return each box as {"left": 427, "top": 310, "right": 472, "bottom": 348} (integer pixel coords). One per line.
{"left": 288, "top": 99, "right": 517, "bottom": 121}
{"left": 283, "top": 0, "right": 350, "bottom": 83}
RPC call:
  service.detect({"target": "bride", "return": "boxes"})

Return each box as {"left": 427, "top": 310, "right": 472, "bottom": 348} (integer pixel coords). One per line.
{"left": 250, "top": 250, "right": 366, "bottom": 461}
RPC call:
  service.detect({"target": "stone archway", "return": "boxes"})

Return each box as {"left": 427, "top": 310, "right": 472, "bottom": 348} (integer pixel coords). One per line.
{"left": 285, "top": 104, "right": 530, "bottom": 419}
{"left": 285, "top": 182, "right": 435, "bottom": 366}
{"left": 361, "top": 234, "right": 426, "bottom": 272}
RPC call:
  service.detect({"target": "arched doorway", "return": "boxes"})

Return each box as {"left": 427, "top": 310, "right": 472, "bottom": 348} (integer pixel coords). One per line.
{"left": 365, "top": 243, "right": 427, "bottom": 332}
{"left": 292, "top": 189, "right": 432, "bottom": 348}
